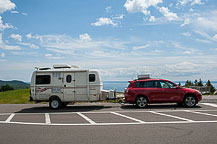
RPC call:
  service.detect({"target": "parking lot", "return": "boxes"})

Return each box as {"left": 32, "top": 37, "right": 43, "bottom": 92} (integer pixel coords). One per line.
{"left": 1, "top": 102, "right": 217, "bottom": 144}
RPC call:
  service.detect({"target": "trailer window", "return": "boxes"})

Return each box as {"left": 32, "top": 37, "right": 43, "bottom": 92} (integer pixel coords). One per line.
{"left": 36, "top": 75, "right": 51, "bottom": 85}
{"left": 89, "top": 74, "right": 95, "bottom": 82}
{"left": 66, "top": 75, "right": 72, "bottom": 83}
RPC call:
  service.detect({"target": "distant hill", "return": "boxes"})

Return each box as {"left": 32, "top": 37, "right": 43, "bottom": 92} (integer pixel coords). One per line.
{"left": 0, "top": 80, "right": 30, "bottom": 89}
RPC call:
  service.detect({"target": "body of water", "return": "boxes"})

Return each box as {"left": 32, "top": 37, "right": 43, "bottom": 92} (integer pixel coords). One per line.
{"left": 103, "top": 81, "right": 217, "bottom": 92}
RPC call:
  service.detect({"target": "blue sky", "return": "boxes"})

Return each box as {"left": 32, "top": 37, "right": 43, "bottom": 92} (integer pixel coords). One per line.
{"left": 0, "top": 0, "right": 217, "bottom": 82}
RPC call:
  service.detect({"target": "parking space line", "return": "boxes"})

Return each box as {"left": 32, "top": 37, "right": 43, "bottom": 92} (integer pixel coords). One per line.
{"left": 201, "top": 103, "right": 217, "bottom": 108}
{"left": 186, "top": 111, "right": 217, "bottom": 117}
{"left": 149, "top": 111, "right": 194, "bottom": 122}
{"left": 110, "top": 112, "right": 146, "bottom": 123}
{"left": 45, "top": 113, "right": 51, "bottom": 124}
{"left": 76, "top": 112, "right": 96, "bottom": 124}
{"left": 5, "top": 114, "right": 15, "bottom": 122}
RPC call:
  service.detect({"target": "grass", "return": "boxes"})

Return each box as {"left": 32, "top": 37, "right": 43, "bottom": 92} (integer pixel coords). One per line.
{"left": 0, "top": 89, "right": 34, "bottom": 104}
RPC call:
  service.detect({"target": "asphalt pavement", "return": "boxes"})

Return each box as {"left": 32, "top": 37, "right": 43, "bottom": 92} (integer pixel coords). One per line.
{"left": 0, "top": 97, "right": 217, "bottom": 144}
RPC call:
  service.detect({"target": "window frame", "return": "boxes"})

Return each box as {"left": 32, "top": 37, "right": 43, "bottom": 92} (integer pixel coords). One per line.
{"left": 66, "top": 75, "right": 72, "bottom": 83}
{"left": 36, "top": 75, "right": 51, "bottom": 85}
{"left": 89, "top": 74, "right": 96, "bottom": 82}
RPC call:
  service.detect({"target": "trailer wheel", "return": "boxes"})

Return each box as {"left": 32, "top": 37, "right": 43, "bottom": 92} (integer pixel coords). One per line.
{"left": 49, "top": 97, "right": 62, "bottom": 110}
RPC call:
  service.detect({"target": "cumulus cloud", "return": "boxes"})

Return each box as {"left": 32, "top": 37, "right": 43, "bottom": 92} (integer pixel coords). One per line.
{"left": 91, "top": 17, "right": 118, "bottom": 27}
{"left": 191, "top": 0, "right": 203, "bottom": 6}
{"left": 124, "top": 0, "right": 162, "bottom": 15}
{"left": 180, "top": 18, "right": 190, "bottom": 27}
{"left": 149, "top": 16, "right": 156, "bottom": 22}
{"left": 158, "top": 7, "right": 179, "bottom": 21}
{"left": 10, "top": 34, "right": 22, "bottom": 41}
{"left": 0, "top": 16, "right": 14, "bottom": 31}
{"left": 79, "top": 33, "right": 92, "bottom": 41}
{"left": 0, "top": 0, "right": 15, "bottom": 14}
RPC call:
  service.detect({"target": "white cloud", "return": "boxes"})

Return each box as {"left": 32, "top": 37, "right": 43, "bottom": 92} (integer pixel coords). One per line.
{"left": 0, "top": 33, "right": 21, "bottom": 50}
{"left": 18, "top": 42, "right": 39, "bottom": 49}
{"left": 79, "top": 33, "right": 92, "bottom": 41}
{"left": 124, "top": 0, "right": 162, "bottom": 15}
{"left": 158, "top": 7, "right": 179, "bottom": 21}
{"left": 113, "top": 14, "right": 124, "bottom": 20}
{"left": 191, "top": 0, "right": 203, "bottom": 6}
{"left": 26, "top": 33, "right": 42, "bottom": 42}
{"left": 0, "top": 16, "right": 14, "bottom": 31}
{"left": 132, "top": 44, "right": 150, "bottom": 50}
{"left": 45, "top": 54, "right": 52, "bottom": 57}
{"left": 0, "top": 53, "right": 5, "bottom": 58}
{"left": 177, "top": 0, "right": 204, "bottom": 6}
{"left": 149, "top": 16, "right": 156, "bottom": 22}
{"left": 178, "top": 0, "right": 190, "bottom": 6}
{"left": 21, "top": 13, "right": 27, "bottom": 16}
{"left": 11, "top": 10, "right": 18, "bottom": 14}
{"left": 183, "top": 50, "right": 193, "bottom": 55}
{"left": 0, "top": 0, "right": 15, "bottom": 14}
{"left": 91, "top": 17, "right": 118, "bottom": 27}
{"left": 182, "top": 32, "right": 191, "bottom": 37}
{"left": 10, "top": 34, "right": 22, "bottom": 41}
{"left": 180, "top": 18, "right": 190, "bottom": 27}
{"left": 106, "top": 6, "right": 111, "bottom": 12}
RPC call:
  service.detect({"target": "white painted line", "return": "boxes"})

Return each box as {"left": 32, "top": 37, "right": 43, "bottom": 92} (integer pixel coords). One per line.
{"left": 186, "top": 111, "right": 217, "bottom": 117}
{"left": 1, "top": 120, "right": 217, "bottom": 126}
{"left": 111, "top": 112, "right": 146, "bottom": 123}
{"left": 201, "top": 103, "right": 217, "bottom": 108}
{"left": 76, "top": 112, "right": 96, "bottom": 124}
{"left": 149, "top": 111, "right": 194, "bottom": 122}
{"left": 5, "top": 114, "right": 15, "bottom": 122}
{"left": 45, "top": 113, "right": 51, "bottom": 124}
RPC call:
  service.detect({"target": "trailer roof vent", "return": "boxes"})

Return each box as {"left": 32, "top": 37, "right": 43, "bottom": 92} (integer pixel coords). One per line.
{"left": 35, "top": 67, "right": 51, "bottom": 71}
{"left": 53, "top": 64, "right": 80, "bottom": 69}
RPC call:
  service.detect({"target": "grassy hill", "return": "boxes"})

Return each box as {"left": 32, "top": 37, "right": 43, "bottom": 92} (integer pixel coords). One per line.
{"left": 0, "top": 80, "right": 30, "bottom": 89}
{"left": 0, "top": 89, "right": 33, "bottom": 104}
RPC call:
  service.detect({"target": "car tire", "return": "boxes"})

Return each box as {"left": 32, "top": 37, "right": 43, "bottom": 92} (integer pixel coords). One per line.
{"left": 135, "top": 96, "right": 148, "bottom": 108}
{"left": 183, "top": 95, "right": 197, "bottom": 108}
{"left": 49, "top": 97, "right": 62, "bottom": 110}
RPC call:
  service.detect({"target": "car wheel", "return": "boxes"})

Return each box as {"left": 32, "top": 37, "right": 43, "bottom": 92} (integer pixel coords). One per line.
{"left": 184, "top": 95, "right": 196, "bottom": 108}
{"left": 49, "top": 97, "right": 62, "bottom": 109}
{"left": 136, "top": 96, "right": 148, "bottom": 108}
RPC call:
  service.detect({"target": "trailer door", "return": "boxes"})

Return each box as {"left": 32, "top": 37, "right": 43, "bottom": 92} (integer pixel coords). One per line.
{"left": 63, "top": 73, "right": 75, "bottom": 101}
{"left": 75, "top": 71, "right": 89, "bottom": 101}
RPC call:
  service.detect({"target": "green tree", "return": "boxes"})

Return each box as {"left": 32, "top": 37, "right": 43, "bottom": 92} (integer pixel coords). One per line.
{"left": 198, "top": 79, "right": 203, "bottom": 86}
{"left": 206, "top": 80, "right": 216, "bottom": 94}
{"left": 184, "top": 80, "right": 193, "bottom": 87}
{"left": 194, "top": 79, "right": 198, "bottom": 86}
{"left": 0, "top": 85, "right": 14, "bottom": 92}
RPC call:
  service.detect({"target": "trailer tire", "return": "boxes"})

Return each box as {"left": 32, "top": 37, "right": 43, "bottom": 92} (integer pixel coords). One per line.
{"left": 49, "top": 97, "right": 62, "bottom": 110}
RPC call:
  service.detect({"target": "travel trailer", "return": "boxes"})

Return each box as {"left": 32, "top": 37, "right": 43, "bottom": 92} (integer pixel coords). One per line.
{"left": 30, "top": 64, "right": 114, "bottom": 109}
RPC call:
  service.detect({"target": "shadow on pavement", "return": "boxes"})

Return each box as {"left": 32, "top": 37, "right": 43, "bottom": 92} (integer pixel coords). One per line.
{"left": 15, "top": 105, "right": 112, "bottom": 113}
{"left": 120, "top": 103, "right": 202, "bottom": 110}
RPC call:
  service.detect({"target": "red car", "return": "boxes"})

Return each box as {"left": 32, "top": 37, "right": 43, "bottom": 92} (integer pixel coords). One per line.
{"left": 124, "top": 79, "right": 202, "bottom": 108}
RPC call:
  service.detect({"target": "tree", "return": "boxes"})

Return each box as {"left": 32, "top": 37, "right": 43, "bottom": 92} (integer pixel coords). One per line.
{"left": 194, "top": 79, "right": 198, "bottom": 86}
{"left": 0, "top": 85, "right": 14, "bottom": 92}
{"left": 184, "top": 80, "right": 193, "bottom": 87}
{"left": 206, "top": 80, "right": 216, "bottom": 94}
{"left": 198, "top": 79, "right": 203, "bottom": 86}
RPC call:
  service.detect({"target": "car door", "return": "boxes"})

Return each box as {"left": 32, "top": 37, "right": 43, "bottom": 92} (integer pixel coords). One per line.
{"left": 158, "top": 80, "right": 182, "bottom": 102}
